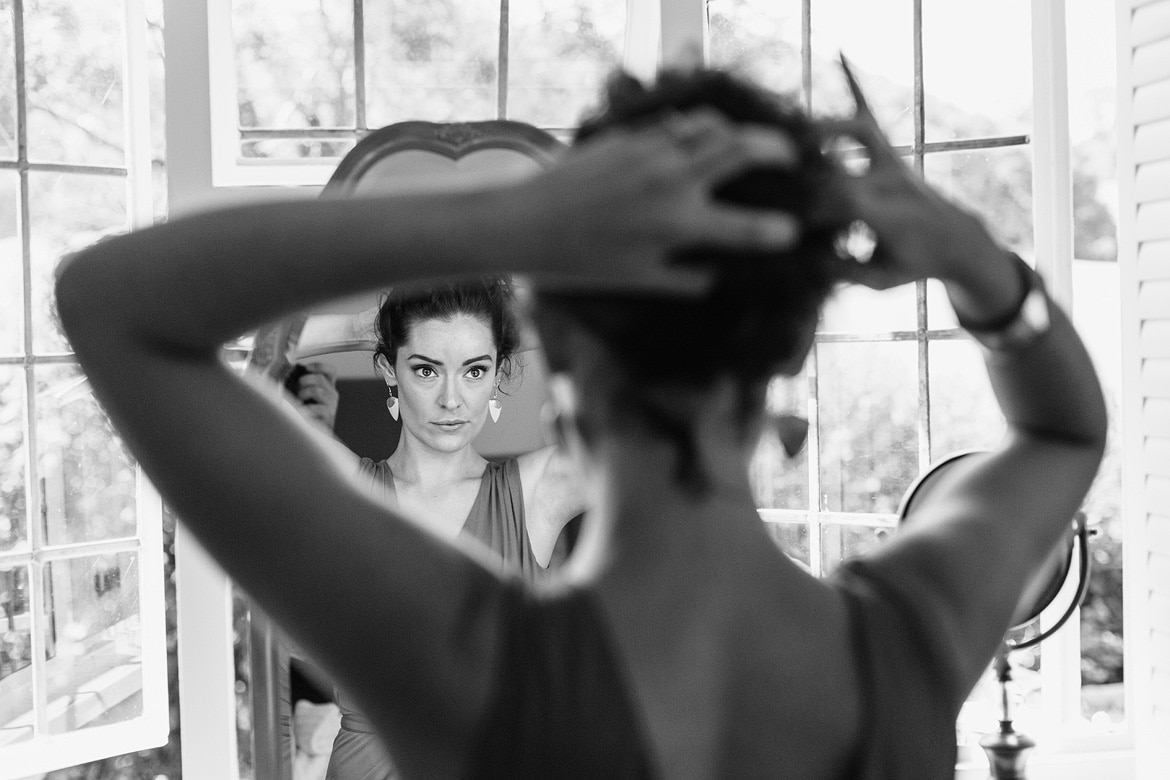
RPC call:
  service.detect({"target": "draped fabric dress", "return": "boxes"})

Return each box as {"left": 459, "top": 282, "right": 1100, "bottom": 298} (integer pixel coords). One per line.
{"left": 324, "top": 457, "right": 557, "bottom": 780}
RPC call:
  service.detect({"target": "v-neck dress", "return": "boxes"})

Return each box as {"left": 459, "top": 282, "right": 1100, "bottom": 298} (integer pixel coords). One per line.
{"left": 325, "top": 457, "right": 554, "bottom": 780}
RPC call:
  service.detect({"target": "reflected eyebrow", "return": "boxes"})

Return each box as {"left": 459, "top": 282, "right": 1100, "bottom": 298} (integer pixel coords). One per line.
{"left": 406, "top": 353, "right": 494, "bottom": 366}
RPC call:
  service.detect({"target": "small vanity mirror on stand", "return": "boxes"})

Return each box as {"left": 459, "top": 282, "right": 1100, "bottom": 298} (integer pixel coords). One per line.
{"left": 898, "top": 451, "right": 1093, "bottom": 780}
{"left": 240, "top": 120, "right": 564, "bottom": 780}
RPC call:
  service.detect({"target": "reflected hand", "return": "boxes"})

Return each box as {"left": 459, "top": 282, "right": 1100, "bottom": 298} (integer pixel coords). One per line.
{"left": 288, "top": 362, "right": 339, "bottom": 432}
{"left": 528, "top": 108, "right": 803, "bottom": 295}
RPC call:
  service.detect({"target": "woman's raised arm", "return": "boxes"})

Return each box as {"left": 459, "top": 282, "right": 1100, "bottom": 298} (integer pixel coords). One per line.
{"left": 53, "top": 115, "right": 801, "bottom": 775}
{"left": 826, "top": 63, "right": 1108, "bottom": 703}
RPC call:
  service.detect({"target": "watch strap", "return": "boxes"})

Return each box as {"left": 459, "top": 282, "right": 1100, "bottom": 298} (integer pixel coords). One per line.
{"left": 959, "top": 254, "right": 1052, "bottom": 352}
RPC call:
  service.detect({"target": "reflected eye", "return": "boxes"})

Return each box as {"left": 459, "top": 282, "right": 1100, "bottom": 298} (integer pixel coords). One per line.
{"left": 413, "top": 366, "right": 436, "bottom": 379}
{"left": 467, "top": 366, "right": 487, "bottom": 380}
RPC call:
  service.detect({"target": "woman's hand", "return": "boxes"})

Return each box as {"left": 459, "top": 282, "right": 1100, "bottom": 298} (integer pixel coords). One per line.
{"left": 287, "top": 362, "right": 340, "bottom": 432}
{"left": 520, "top": 109, "right": 804, "bottom": 295}
{"left": 819, "top": 59, "right": 1019, "bottom": 306}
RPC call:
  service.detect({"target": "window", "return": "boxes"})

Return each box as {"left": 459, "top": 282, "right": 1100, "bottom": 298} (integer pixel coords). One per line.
{"left": 708, "top": 0, "right": 1127, "bottom": 773}
{"left": 0, "top": 1, "right": 168, "bottom": 777}
{"left": 170, "top": 1, "right": 1131, "bottom": 778}
{"left": 211, "top": 0, "right": 628, "bottom": 185}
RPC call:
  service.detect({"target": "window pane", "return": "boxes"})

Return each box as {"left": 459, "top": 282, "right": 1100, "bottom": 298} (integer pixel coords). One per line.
{"left": 765, "top": 521, "right": 809, "bottom": 567}
{"left": 707, "top": 0, "right": 803, "bottom": 99}
{"left": 506, "top": 0, "right": 624, "bottom": 128}
{"left": 924, "top": 145, "right": 1034, "bottom": 257}
{"left": 25, "top": 0, "right": 125, "bottom": 166}
{"left": 820, "top": 521, "right": 893, "bottom": 576}
{"left": 365, "top": 0, "right": 499, "bottom": 126}
{"left": 821, "top": 282, "right": 917, "bottom": 334}
{"left": 0, "top": 367, "right": 26, "bottom": 553}
{"left": 0, "top": 4, "right": 15, "bottom": 161}
{"left": 925, "top": 278, "right": 958, "bottom": 330}
{"left": 809, "top": 0, "right": 914, "bottom": 145}
{"left": 922, "top": 0, "right": 1031, "bottom": 142}
{"left": 36, "top": 364, "right": 137, "bottom": 546}
{"left": 241, "top": 136, "right": 357, "bottom": 161}
{"left": 43, "top": 552, "right": 143, "bottom": 734}
{"left": 817, "top": 341, "right": 918, "bottom": 513}
{"left": 751, "top": 375, "right": 809, "bottom": 510}
{"left": 233, "top": 0, "right": 355, "bottom": 160}
{"left": 0, "top": 564, "right": 33, "bottom": 746}
{"left": 28, "top": 172, "right": 127, "bottom": 353}
{"left": 927, "top": 339, "right": 1004, "bottom": 458}
{"left": 0, "top": 171, "right": 20, "bottom": 354}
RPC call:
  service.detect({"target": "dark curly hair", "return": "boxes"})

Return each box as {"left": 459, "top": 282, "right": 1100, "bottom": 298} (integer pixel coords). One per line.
{"left": 534, "top": 69, "right": 851, "bottom": 488}
{"left": 537, "top": 69, "right": 848, "bottom": 389}
{"left": 373, "top": 276, "right": 522, "bottom": 381}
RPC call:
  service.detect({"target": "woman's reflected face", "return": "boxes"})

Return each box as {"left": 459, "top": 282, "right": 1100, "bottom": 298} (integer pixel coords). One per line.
{"left": 391, "top": 314, "right": 499, "bottom": 453}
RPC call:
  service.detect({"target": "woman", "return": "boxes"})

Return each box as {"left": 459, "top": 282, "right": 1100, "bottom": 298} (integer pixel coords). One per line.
{"left": 56, "top": 67, "right": 1106, "bottom": 779}
{"left": 324, "top": 278, "right": 581, "bottom": 779}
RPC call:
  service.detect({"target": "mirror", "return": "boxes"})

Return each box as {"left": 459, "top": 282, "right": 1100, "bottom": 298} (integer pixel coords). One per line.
{"left": 897, "top": 450, "right": 1090, "bottom": 636}
{"left": 241, "top": 120, "right": 565, "bottom": 780}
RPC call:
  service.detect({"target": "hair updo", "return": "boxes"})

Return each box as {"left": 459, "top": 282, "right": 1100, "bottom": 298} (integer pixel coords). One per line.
{"left": 537, "top": 69, "right": 851, "bottom": 391}
{"left": 533, "top": 69, "right": 852, "bottom": 489}
{"left": 373, "top": 276, "right": 522, "bottom": 380}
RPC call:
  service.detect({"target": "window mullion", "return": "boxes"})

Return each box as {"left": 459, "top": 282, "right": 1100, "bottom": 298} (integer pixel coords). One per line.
{"left": 1029, "top": 0, "right": 1074, "bottom": 306}
{"left": 13, "top": 0, "right": 51, "bottom": 741}
{"left": 1030, "top": 0, "right": 1084, "bottom": 734}
{"left": 125, "top": 0, "right": 152, "bottom": 229}
{"left": 912, "top": 0, "right": 931, "bottom": 469}
{"left": 806, "top": 348, "right": 822, "bottom": 577}
{"left": 801, "top": 0, "right": 811, "bottom": 111}
{"left": 621, "top": 0, "right": 659, "bottom": 82}
{"left": 498, "top": 0, "right": 509, "bottom": 119}
{"left": 354, "top": 0, "right": 366, "bottom": 133}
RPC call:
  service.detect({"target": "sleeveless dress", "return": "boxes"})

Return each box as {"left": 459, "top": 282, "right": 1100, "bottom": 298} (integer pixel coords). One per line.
{"left": 325, "top": 457, "right": 557, "bottom": 780}
{"left": 461, "top": 558, "right": 964, "bottom": 780}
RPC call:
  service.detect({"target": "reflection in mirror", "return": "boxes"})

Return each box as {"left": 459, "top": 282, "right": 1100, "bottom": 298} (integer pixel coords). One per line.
{"left": 237, "top": 120, "right": 565, "bottom": 780}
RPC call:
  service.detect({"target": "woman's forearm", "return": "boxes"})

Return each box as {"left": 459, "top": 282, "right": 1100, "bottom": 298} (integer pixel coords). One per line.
{"left": 944, "top": 253, "right": 1108, "bottom": 450}
{"left": 56, "top": 188, "right": 531, "bottom": 357}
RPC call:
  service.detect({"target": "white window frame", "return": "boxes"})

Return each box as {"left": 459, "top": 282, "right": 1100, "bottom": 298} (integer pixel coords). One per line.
{"left": 0, "top": 1, "right": 170, "bottom": 777}
{"left": 165, "top": 1, "right": 1139, "bottom": 778}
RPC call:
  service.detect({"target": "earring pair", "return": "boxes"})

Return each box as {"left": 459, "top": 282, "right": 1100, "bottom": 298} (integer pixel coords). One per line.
{"left": 385, "top": 388, "right": 502, "bottom": 422}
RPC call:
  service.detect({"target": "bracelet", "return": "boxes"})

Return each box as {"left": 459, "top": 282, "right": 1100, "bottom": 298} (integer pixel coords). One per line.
{"left": 958, "top": 254, "right": 1052, "bottom": 352}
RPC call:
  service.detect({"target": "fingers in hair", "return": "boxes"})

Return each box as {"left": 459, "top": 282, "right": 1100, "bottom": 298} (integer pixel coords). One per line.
{"left": 688, "top": 123, "right": 801, "bottom": 183}
{"left": 695, "top": 203, "right": 802, "bottom": 251}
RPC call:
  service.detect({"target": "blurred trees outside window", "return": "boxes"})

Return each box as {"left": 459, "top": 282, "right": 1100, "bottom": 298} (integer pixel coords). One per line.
{"left": 1, "top": 0, "right": 172, "bottom": 778}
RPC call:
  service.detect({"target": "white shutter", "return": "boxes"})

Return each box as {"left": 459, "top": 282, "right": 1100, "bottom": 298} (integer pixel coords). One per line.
{"left": 1118, "top": 1, "right": 1170, "bottom": 777}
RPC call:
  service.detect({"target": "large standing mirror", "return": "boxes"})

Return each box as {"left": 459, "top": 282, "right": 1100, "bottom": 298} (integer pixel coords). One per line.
{"left": 241, "top": 120, "right": 564, "bottom": 780}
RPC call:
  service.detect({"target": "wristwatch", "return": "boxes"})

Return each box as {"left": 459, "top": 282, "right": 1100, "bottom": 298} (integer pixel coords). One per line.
{"left": 960, "top": 254, "right": 1052, "bottom": 352}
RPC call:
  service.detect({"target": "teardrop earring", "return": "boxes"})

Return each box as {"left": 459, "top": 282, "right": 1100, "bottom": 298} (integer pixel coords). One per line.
{"left": 489, "top": 388, "right": 502, "bottom": 423}
{"left": 386, "top": 389, "right": 399, "bottom": 421}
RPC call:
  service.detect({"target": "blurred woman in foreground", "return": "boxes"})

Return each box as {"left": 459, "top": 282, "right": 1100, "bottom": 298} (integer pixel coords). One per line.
{"left": 55, "top": 66, "right": 1106, "bottom": 779}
